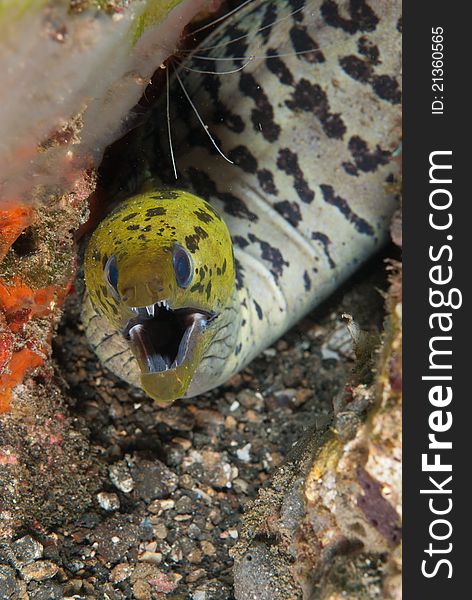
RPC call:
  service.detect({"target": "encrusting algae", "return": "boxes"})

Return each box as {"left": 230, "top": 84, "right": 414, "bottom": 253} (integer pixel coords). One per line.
{"left": 0, "top": 196, "right": 90, "bottom": 411}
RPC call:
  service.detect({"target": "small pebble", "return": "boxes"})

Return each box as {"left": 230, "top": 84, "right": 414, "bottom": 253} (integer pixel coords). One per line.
{"left": 236, "top": 443, "right": 251, "bottom": 463}
{"left": 29, "top": 580, "right": 63, "bottom": 600}
{"left": 170, "top": 543, "right": 183, "bottom": 562}
{"left": 97, "top": 491, "right": 120, "bottom": 511}
{"left": 153, "top": 522, "right": 168, "bottom": 540}
{"left": 148, "top": 571, "right": 182, "bottom": 593}
{"left": 172, "top": 436, "right": 192, "bottom": 450}
{"left": 148, "top": 498, "right": 175, "bottom": 514}
{"left": 192, "top": 580, "right": 232, "bottom": 599}
{"left": 12, "top": 535, "right": 43, "bottom": 564}
{"left": 188, "top": 547, "right": 203, "bottom": 564}
{"left": 186, "top": 568, "right": 206, "bottom": 583}
{"left": 109, "top": 461, "right": 134, "bottom": 493}
{"left": 139, "top": 551, "right": 162, "bottom": 564}
{"left": 0, "top": 566, "right": 20, "bottom": 597}
{"left": 245, "top": 409, "right": 258, "bottom": 422}
{"left": 21, "top": 560, "right": 59, "bottom": 582}
{"left": 234, "top": 478, "right": 250, "bottom": 494}
{"left": 200, "top": 541, "right": 216, "bottom": 556}
{"left": 161, "top": 498, "right": 176, "bottom": 510}
{"left": 143, "top": 541, "right": 157, "bottom": 552}
{"left": 225, "top": 415, "right": 237, "bottom": 429}
{"left": 132, "top": 459, "right": 179, "bottom": 502}
{"left": 175, "top": 495, "right": 193, "bottom": 514}
{"left": 174, "top": 514, "right": 192, "bottom": 522}
{"left": 188, "top": 523, "right": 201, "bottom": 539}
{"left": 94, "top": 516, "right": 140, "bottom": 563}
{"left": 321, "top": 345, "right": 340, "bottom": 361}
{"left": 219, "top": 529, "right": 238, "bottom": 540}
{"left": 237, "top": 390, "right": 259, "bottom": 409}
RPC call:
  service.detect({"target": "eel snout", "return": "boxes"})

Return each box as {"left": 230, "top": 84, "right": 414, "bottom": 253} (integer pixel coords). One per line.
{"left": 124, "top": 302, "right": 215, "bottom": 373}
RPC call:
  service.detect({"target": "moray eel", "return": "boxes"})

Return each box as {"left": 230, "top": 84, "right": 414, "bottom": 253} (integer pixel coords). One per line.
{"left": 83, "top": 0, "right": 402, "bottom": 406}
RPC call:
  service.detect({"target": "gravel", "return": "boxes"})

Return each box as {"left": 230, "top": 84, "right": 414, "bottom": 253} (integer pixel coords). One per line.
{"left": 0, "top": 256, "right": 389, "bottom": 598}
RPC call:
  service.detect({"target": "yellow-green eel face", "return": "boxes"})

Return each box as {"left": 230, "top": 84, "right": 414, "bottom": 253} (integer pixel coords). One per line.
{"left": 84, "top": 190, "right": 235, "bottom": 403}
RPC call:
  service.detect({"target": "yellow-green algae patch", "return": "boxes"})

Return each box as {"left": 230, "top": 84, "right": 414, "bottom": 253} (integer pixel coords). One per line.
{"left": 0, "top": 0, "right": 189, "bottom": 44}
{"left": 0, "top": 0, "right": 46, "bottom": 32}
{"left": 131, "top": 0, "right": 187, "bottom": 46}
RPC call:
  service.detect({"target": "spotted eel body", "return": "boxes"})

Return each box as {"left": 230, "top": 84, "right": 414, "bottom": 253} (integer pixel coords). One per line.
{"left": 83, "top": 0, "right": 401, "bottom": 405}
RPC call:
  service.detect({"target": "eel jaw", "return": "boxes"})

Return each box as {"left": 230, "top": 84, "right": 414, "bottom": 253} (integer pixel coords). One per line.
{"left": 123, "top": 301, "right": 215, "bottom": 403}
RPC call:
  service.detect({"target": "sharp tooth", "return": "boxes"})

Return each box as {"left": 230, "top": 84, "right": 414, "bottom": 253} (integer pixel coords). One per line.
{"left": 131, "top": 307, "right": 139, "bottom": 314}
{"left": 146, "top": 305, "right": 153, "bottom": 317}
{"left": 149, "top": 299, "right": 170, "bottom": 311}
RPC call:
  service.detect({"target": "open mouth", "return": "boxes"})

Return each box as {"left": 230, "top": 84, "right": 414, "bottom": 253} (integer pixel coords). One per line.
{"left": 123, "top": 301, "right": 215, "bottom": 373}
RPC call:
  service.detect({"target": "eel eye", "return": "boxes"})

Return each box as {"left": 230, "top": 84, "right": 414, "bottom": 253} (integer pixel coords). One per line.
{"left": 172, "top": 244, "right": 193, "bottom": 289}
{"left": 104, "top": 255, "right": 119, "bottom": 298}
